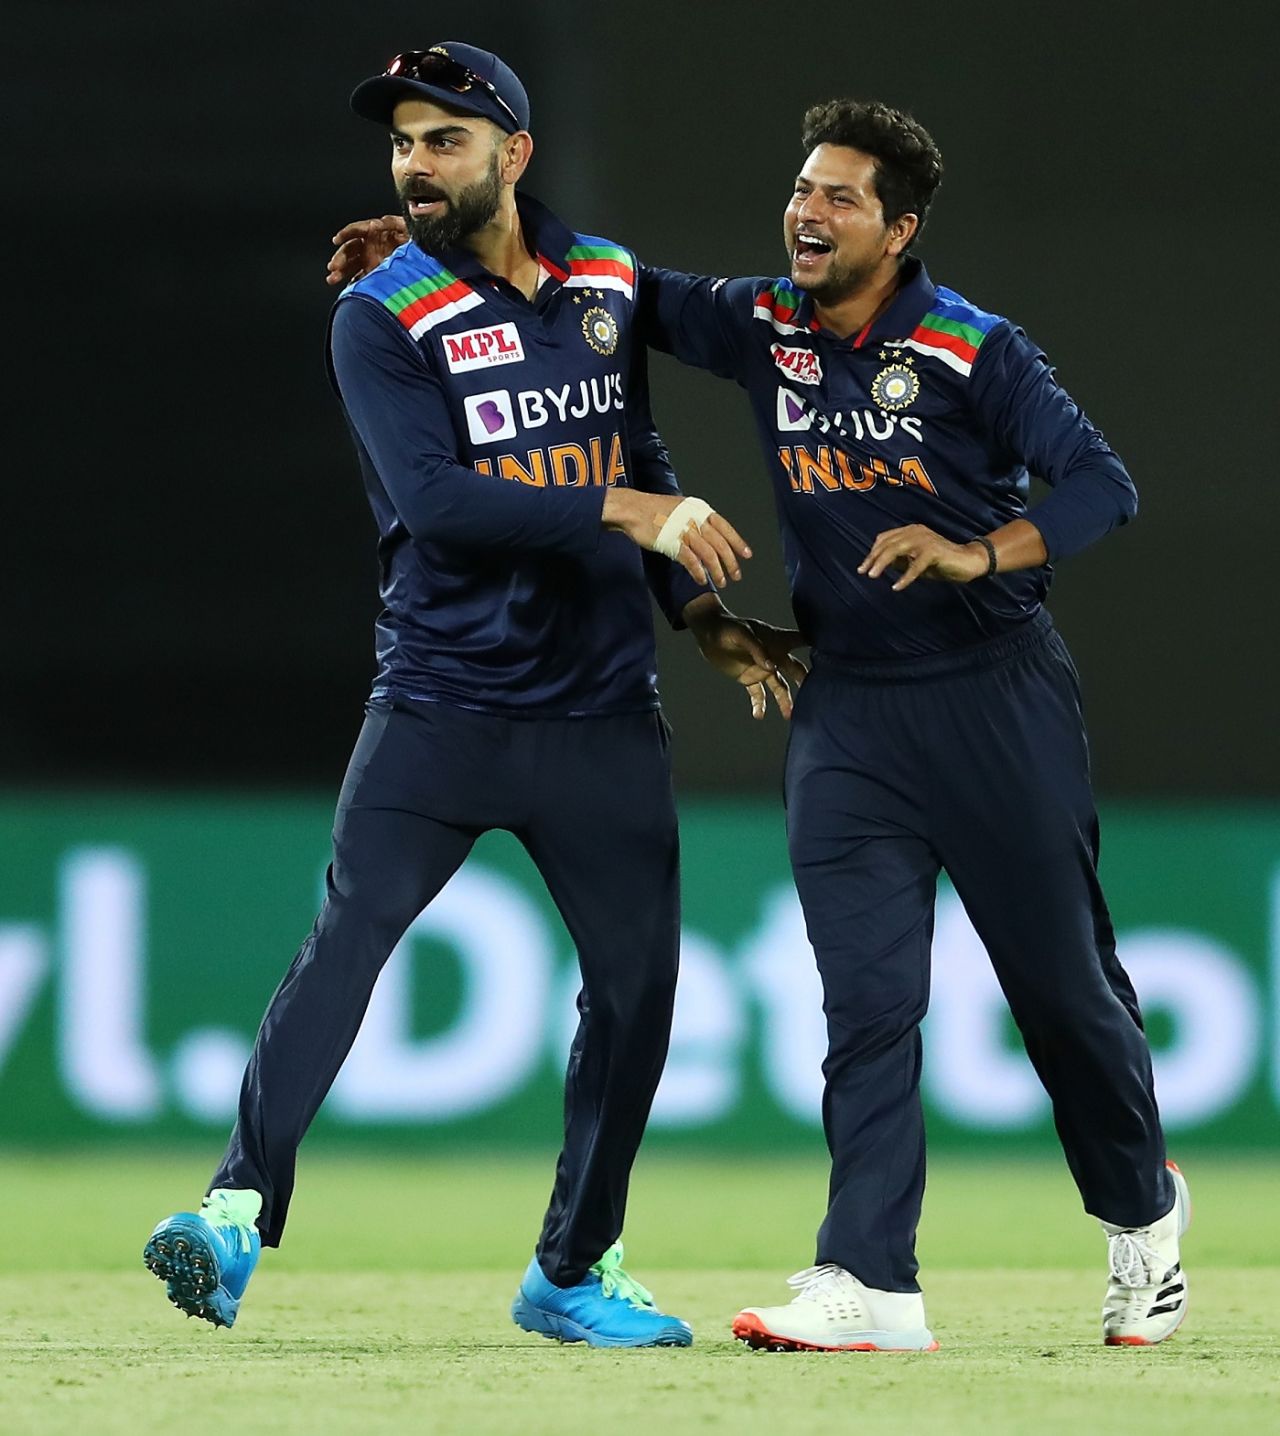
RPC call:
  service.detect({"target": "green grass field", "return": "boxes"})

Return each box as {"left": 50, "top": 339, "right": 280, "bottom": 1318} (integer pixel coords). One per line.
{"left": 2, "top": 1152, "right": 1276, "bottom": 1435}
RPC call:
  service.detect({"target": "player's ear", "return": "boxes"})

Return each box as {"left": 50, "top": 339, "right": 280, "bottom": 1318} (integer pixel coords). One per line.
{"left": 499, "top": 129, "right": 534, "bottom": 185}
{"left": 886, "top": 212, "right": 919, "bottom": 258}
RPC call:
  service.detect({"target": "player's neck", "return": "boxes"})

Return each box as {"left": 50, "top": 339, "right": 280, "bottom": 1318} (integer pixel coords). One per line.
{"left": 462, "top": 196, "right": 541, "bottom": 301}
{"left": 812, "top": 259, "right": 903, "bottom": 341}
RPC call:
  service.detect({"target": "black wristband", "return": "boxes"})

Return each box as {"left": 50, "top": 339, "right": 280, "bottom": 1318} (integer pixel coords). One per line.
{"left": 974, "top": 535, "right": 998, "bottom": 577}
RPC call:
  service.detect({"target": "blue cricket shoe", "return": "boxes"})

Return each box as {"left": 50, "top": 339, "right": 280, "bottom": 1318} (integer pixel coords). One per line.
{"left": 142, "top": 1188, "right": 262, "bottom": 1328}
{"left": 511, "top": 1241, "right": 692, "bottom": 1347}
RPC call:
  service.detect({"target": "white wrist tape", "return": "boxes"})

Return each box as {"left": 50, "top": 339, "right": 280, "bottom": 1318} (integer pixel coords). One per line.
{"left": 654, "top": 497, "right": 715, "bottom": 560}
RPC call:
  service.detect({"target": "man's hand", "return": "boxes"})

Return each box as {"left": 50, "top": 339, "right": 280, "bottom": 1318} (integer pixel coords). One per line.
{"left": 326, "top": 216, "right": 410, "bottom": 287}
{"left": 858, "top": 524, "right": 990, "bottom": 591}
{"left": 684, "top": 596, "right": 809, "bottom": 720}
{"left": 602, "top": 489, "right": 751, "bottom": 589}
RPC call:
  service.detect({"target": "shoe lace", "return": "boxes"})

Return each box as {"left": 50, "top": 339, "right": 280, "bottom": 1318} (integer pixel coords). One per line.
{"left": 590, "top": 1242, "right": 655, "bottom": 1309}
{"left": 1107, "top": 1231, "right": 1163, "bottom": 1289}
{"left": 785, "top": 1264, "right": 848, "bottom": 1303}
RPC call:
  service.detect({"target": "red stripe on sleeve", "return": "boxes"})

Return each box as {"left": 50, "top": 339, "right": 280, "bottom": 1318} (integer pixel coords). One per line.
{"left": 910, "top": 324, "right": 979, "bottom": 364}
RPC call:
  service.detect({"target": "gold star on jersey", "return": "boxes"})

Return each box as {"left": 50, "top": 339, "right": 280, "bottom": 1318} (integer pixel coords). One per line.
{"left": 582, "top": 306, "right": 619, "bottom": 356}
{"left": 870, "top": 362, "right": 921, "bottom": 412}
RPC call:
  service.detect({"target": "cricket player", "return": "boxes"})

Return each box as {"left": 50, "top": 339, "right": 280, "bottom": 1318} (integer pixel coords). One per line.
{"left": 328, "top": 99, "right": 1188, "bottom": 1351}
{"left": 634, "top": 99, "right": 1189, "bottom": 1351}
{"left": 141, "top": 42, "right": 802, "bottom": 1349}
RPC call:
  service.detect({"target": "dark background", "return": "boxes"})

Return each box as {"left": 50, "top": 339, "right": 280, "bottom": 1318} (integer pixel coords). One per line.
{"left": 6, "top": 0, "right": 1276, "bottom": 797}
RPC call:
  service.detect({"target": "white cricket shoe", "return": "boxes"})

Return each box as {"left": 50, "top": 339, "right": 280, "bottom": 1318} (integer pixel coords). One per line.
{"left": 732, "top": 1264, "right": 938, "bottom": 1352}
{"left": 1101, "top": 1160, "right": 1191, "bottom": 1346}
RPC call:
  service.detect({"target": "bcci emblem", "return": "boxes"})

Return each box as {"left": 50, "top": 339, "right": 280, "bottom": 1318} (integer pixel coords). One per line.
{"left": 582, "top": 306, "right": 619, "bottom": 356}
{"left": 870, "top": 362, "right": 920, "bottom": 412}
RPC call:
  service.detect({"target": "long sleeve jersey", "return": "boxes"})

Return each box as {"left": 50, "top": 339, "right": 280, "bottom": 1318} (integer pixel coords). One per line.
{"left": 327, "top": 194, "right": 705, "bottom": 716}
{"left": 638, "top": 258, "right": 1137, "bottom": 661}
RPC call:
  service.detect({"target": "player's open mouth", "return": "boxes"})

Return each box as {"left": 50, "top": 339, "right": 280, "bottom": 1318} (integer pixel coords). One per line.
{"left": 793, "top": 234, "right": 833, "bottom": 267}
{"left": 407, "top": 198, "right": 447, "bottom": 216}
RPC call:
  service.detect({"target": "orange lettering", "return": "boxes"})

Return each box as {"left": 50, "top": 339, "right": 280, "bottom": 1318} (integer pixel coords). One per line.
{"left": 835, "top": 451, "right": 874, "bottom": 490}
{"left": 550, "top": 443, "right": 591, "bottom": 487}
{"left": 778, "top": 446, "right": 809, "bottom": 492}
{"left": 796, "top": 445, "right": 841, "bottom": 492}
{"left": 898, "top": 456, "right": 937, "bottom": 494}
{"left": 605, "top": 432, "right": 627, "bottom": 487}
{"left": 498, "top": 451, "right": 548, "bottom": 487}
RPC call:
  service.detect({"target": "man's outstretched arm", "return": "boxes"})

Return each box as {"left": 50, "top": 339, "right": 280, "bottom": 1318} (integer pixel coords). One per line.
{"left": 325, "top": 228, "right": 758, "bottom": 384}
{"left": 635, "top": 266, "right": 762, "bottom": 382}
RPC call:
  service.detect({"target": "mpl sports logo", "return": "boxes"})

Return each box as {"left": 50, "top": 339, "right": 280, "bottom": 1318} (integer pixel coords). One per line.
{"left": 442, "top": 322, "right": 526, "bottom": 374}
{"left": 771, "top": 343, "right": 822, "bottom": 386}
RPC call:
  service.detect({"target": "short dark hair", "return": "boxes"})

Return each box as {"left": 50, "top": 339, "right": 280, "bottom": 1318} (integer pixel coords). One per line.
{"left": 801, "top": 100, "right": 943, "bottom": 251}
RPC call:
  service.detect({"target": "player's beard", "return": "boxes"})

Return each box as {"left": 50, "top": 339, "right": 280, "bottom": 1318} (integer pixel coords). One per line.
{"left": 399, "top": 152, "right": 503, "bottom": 255}
{"left": 792, "top": 246, "right": 880, "bottom": 307}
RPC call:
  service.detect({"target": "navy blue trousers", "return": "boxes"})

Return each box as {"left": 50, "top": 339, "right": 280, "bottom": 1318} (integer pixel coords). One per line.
{"left": 785, "top": 612, "right": 1171, "bottom": 1292}
{"left": 213, "top": 701, "right": 680, "bottom": 1285}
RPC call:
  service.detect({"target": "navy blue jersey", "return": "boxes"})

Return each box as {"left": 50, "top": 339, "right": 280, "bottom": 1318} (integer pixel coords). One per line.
{"left": 328, "top": 195, "right": 705, "bottom": 717}
{"left": 639, "top": 259, "right": 1137, "bottom": 661}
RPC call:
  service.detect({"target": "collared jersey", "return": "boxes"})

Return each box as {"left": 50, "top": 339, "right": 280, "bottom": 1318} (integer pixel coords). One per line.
{"left": 328, "top": 195, "right": 703, "bottom": 717}
{"left": 639, "top": 259, "right": 1137, "bottom": 661}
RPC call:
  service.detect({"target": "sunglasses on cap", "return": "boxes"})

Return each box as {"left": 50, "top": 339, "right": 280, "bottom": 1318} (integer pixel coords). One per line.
{"left": 383, "top": 50, "right": 522, "bottom": 131}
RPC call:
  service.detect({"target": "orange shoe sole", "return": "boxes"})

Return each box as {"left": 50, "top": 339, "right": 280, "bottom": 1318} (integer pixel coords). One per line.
{"left": 732, "top": 1312, "right": 939, "bottom": 1352}
{"left": 1104, "top": 1305, "right": 1188, "bottom": 1347}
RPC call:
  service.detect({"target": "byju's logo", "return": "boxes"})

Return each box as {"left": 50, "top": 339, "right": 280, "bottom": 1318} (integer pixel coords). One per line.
{"left": 775, "top": 386, "right": 813, "bottom": 433}
{"left": 443, "top": 323, "right": 525, "bottom": 373}
{"left": 464, "top": 390, "right": 517, "bottom": 445}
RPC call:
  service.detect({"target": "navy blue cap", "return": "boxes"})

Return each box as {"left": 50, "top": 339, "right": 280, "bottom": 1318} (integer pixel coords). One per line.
{"left": 350, "top": 42, "right": 530, "bottom": 135}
